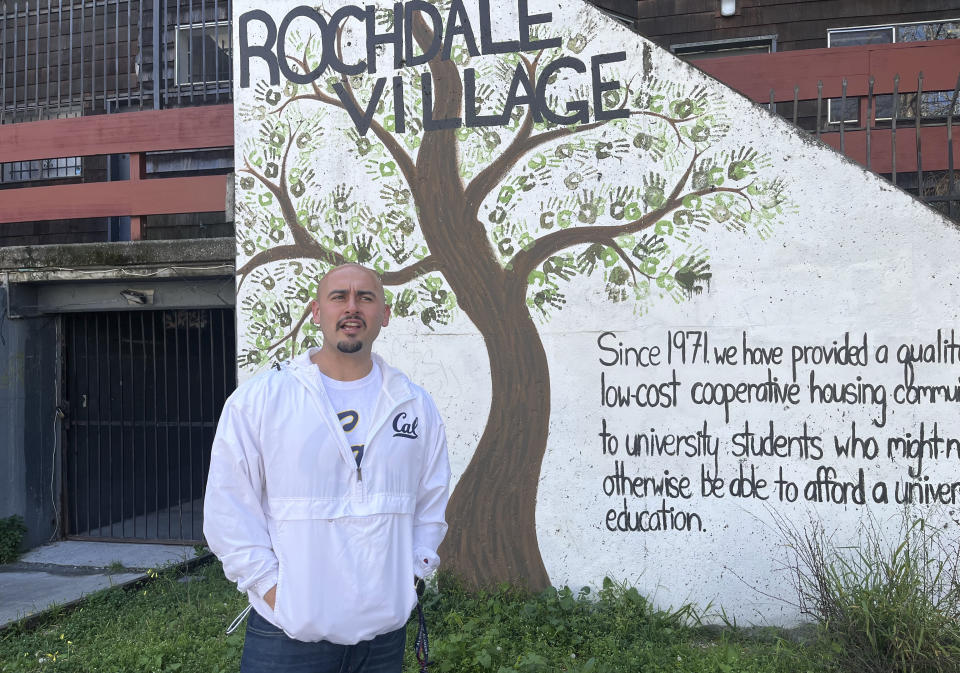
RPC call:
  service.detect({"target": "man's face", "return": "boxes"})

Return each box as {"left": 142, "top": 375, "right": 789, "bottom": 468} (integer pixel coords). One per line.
{"left": 310, "top": 265, "right": 391, "bottom": 356}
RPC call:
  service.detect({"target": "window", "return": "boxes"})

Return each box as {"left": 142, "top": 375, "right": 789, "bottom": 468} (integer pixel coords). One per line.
{"left": 175, "top": 22, "right": 231, "bottom": 86}
{"left": 1, "top": 107, "right": 82, "bottom": 184}
{"left": 672, "top": 36, "right": 776, "bottom": 63}
{"left": 827, "top": 20, "right": 960, "bottom": 123}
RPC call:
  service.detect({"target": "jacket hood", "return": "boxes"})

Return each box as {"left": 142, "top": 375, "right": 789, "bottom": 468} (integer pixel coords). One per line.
{"left": 286, "top": 349, "right": 415, "bottom": 410}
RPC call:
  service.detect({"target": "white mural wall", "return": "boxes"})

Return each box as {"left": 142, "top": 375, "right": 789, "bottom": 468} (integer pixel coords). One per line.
{"left": 233, "top": 0, "right": 960, "bottom": 624}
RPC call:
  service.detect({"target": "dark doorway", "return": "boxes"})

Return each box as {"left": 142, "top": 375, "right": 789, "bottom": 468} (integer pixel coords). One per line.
{"left": 63, "top": 309, "right": 236, "bottom": 543}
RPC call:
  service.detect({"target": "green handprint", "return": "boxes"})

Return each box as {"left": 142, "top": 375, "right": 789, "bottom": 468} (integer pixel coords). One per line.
{"left": 642, "top": 173, "right": 668, "bottom": 209}
{"left": 386, "top": 234, "right": 412, "bottom": 264}
{"left": 608, "top": 266, "right": 631, "bottom": 286}
{"left": 391, "top": 289, "right": 417, "bottom": 318}
{"left": 692, "top": 158, "right": 724, "bottom": 190}
{"left": 727, "top": 147, "right": 758, "bottom": 181}
{"left": 577, "top": 190, "right": 601, "bottom": 224}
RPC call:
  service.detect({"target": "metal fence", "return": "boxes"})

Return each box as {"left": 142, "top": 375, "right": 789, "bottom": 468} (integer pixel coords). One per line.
{"left": 765, "top": 73, "right": 960, "bottom": 222}
{"left": 63, "top": 308, "right": 235, "bottom": 543}
{"left": 0, "top": 0, "right": 232, "bottom": 127}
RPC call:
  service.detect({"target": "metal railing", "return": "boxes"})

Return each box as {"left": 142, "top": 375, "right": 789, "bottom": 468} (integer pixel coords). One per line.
{"left": 0, "top": 0, "right": 233, "bottom": 126}
{"left": 698, "top": 42, "right": 960, "bottom": 223}
{"left": 782, "top": 74, "right": 960, "bottom": 221}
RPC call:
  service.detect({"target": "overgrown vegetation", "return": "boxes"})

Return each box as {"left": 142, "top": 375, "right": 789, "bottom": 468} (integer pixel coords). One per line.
{"left": 9, "top": 519, "right": 956, "bottom": 673}
{"left": 776, "top": 510, "right": 960, "bottom": 673}
{"left": 0, "top": 561, "right": 814, "bottom": 673}
{"left": 0, "top": 516, "right": 26, "bottom": 564}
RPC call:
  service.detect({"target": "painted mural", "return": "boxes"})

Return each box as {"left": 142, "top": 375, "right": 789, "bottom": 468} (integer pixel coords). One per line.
{"left": 234, "top": 0, "right": 960, "bottom": 623}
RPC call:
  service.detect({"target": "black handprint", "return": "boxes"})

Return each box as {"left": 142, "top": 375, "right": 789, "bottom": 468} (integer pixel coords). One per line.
{"left": 386, "top": 235, "right": 412, "bottom": 264}
{"left": 392, "top": 289, "right": 417, "bottom": 318}
{"left": 333, "top": 185, "right": 353, "bottom": 213}
{"left": 419, "top": 306, "right": 450, "bottom": 330}
{"left": 674, "top": 256, "right": 712, "bottom": 295}
{"left": 542, "top": 256, "right": 576, "bottom": 282}
{"left": 577, "top": 243, "right": 607, "bottom": 275}
{"left": 354, "top": 234, "right": 375, "bottom": 263}
{"left": 532, "top": 288, "right": 566, "bottom": 316}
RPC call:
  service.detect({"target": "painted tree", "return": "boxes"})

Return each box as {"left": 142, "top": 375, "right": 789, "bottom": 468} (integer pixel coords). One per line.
{"left": 235, "top": 2, "right": 790, "bottom": 589}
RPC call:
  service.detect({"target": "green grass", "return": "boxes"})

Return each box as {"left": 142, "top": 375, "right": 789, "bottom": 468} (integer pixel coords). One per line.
{"left": 0, "top": 561, "right": 816, "bottom": 673}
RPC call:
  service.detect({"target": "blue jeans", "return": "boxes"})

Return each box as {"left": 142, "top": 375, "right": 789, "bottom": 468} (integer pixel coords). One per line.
{"left": 239, "top": 609, "right": 406, "bottom": 673}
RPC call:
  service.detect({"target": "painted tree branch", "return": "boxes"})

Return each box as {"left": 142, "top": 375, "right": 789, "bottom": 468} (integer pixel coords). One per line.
{"left": 274, "top": 51, "right": 418, "bottom": 191}
{"left": 237, "top": 242, "right": 441, "bottom": 290}
{"left": 265, "top": 304, "right": 313, "bottom": 352}
{"left": 605, "top": 236, "right": 653, "bottom": 285}
{"left": 236, "top": 244, "right": 346, "bottom": 288}
{"left": 513, "top": 184, "right": 754, "bottom": 278}
{"left": 240, "top": 156, "right": 317, "bottom": 253}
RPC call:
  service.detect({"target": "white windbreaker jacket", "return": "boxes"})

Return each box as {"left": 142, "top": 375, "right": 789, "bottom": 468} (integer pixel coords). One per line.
{"left": 203, "top": 351, "right": 450, "bottom": 644}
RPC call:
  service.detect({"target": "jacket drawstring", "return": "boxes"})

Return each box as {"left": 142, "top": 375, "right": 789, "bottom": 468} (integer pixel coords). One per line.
{"left": 226, "top": 604, "right": 253, "bottom": 635}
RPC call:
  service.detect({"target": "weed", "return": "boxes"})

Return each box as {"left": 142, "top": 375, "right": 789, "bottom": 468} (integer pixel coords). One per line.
{"left": 104, "top": 560, "right": 128, "bottom": 574}
{"left": 775, "top": 509, "right": 960, "bottom": 673}
{"left": 0, "top": 516, "right": 26, "bottom": 565}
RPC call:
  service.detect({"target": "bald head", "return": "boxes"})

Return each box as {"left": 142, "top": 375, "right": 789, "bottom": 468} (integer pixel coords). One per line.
{"left": 318, "top": 263, "right": 385, "bottom": 302}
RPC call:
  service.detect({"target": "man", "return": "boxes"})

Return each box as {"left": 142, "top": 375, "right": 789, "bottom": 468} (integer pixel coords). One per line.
{"left": 204, "top": 263, "right": 451, "bottom": 673}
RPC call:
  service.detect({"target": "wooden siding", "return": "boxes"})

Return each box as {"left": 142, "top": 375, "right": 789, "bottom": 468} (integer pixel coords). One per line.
{"left": 1, "top": 174, "right": 227, "bottom": 223}
{"left": 0, "top": 104, "right": 233, "bottom": 162}
{"left": 619, "top": 0, "right": 960, "bottom": 53}
{"left": 0, "top": 105, "right": 231, "bottom": 243}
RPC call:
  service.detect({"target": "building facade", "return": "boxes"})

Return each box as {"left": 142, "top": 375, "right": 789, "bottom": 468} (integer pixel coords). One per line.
{"left": 1, "top": 0, "right": 958, "bottom": 551}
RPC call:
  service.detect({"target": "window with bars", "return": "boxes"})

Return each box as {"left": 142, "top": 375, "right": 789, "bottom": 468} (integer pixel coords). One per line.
{"left": 175, "top": 21, "right": 231, "bottom": 86}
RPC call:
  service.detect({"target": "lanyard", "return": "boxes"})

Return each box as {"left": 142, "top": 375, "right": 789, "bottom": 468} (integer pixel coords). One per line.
{"left": 414, "top": 589, "right": 430, "bottom": 672}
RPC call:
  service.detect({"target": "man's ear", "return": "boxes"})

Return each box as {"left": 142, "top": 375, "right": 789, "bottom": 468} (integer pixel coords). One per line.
{"left": 309, "top": 299, "right": 320, "bottom": 325}
{"left": 382, "top": 304, "right": 391, "bottom": 327}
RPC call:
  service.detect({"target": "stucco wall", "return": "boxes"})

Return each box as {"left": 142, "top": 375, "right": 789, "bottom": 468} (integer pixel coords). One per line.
{"left": 233, "top": 0, "right": 960, "bottom": 623}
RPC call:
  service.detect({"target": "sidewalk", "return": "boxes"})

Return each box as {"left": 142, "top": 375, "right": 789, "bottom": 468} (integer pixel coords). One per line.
{"left": 0, "top": 541, "right": 197, "bottom": 630}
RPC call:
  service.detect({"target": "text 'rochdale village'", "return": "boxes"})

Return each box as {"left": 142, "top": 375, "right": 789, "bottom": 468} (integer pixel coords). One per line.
{"left": 238, "top": 0, "right": 630, "bottom": 134}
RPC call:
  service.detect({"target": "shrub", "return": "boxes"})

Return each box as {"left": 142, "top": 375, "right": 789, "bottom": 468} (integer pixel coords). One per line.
{"left": 776, "top": 510, "right": 960, "bottom": 673}
{"left": 0, "top": 514, "right": 27, "bottom": 564}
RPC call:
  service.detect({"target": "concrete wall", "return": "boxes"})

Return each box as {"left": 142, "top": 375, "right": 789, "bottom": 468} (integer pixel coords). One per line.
{"left": 0, "top": 239, "right": 236, "bottom": 550}
{"left": 233, "top": 0, "right": 960, "bottom": 624}
{"left": 0, "top": 286, "right": 60, "bottom": 549}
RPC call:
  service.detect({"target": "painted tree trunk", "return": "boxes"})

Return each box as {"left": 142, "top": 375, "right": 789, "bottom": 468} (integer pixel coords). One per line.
{"left": 437, "top": 284, "right": 553, "bottom": 591}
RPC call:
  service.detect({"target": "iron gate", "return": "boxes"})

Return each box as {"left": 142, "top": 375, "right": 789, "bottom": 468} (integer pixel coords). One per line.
{"left": 63, "top": 308, "right": 235, "bottom": 543}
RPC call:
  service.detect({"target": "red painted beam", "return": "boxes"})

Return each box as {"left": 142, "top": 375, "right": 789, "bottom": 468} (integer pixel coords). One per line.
{"left": 0, "top": 175, "right": 227, "bottom": 224}
{"left": 0, "top": 105, "right": 234, "bottom": 163}
{"left": 820, "top": 126, "right": 960, "bottom": 174}
{"left": 696, "top": 41, "right": 960, "bottom": 103}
